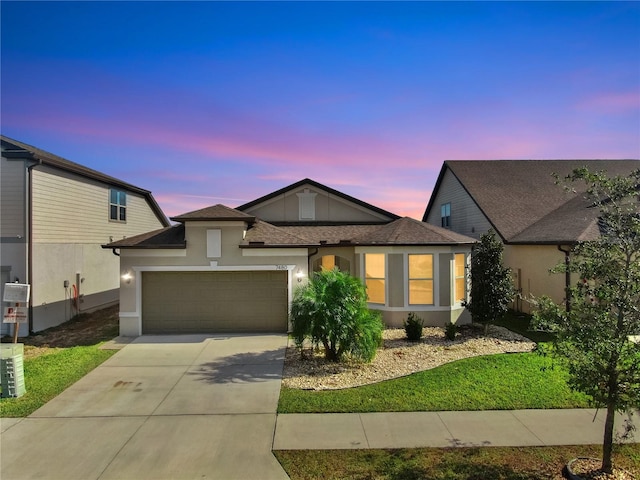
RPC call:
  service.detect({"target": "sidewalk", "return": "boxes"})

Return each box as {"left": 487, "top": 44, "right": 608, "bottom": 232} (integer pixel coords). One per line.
{"left": 273, "top": 409, "right": 637, "bottom": 450}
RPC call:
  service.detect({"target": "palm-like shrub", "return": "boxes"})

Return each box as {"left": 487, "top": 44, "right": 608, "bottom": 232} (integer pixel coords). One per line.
{"left": 290, "top": 268, "right": 383, "bottom": 362}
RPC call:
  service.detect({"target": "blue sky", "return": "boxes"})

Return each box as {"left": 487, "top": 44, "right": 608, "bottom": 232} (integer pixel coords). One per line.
{"left": 2, "top": 1, "right": 638, "bottom": 219}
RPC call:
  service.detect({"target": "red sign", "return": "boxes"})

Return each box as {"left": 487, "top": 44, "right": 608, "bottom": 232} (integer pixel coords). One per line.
{"left": 3, "top": 307, "right": 27, "bottom": 324}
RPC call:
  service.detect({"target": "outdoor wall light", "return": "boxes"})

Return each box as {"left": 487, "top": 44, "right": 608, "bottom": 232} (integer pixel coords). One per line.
{"left": 122, "top": 271, "right": 132, "bottom": 284}
{"left": 296, "top": 269, "right": 304, "bottom": 282}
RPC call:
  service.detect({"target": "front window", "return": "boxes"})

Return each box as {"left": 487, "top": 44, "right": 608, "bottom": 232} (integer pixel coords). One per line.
{"left": 110, "top": 189, "right": 126, "bottom": 222}
{"left": 409, "top": 254, "right": 434, "bottom": 305}
{"left": 365, "top": 253, "right": 385, "bottom": 304}
{"left": 441, "top": 203, "right": 451, "bottom": 228}
{"left": 454, "top": 253, "right": 466, "bottom": 303}
{"left": 321, "top": 255, "right": 336, "bottom": 271}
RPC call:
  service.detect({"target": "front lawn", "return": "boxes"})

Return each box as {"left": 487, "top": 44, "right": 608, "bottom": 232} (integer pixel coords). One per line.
{"left": 1, "top": 306, "right": 119, "bottom": 417}
{"left": 278, "top": 352, "right": 590, "bottom": 413}
{"left": 275, "top": 445, "right": 640, "bottom": 479}
{"left": 1, "top": 346, "right": 116, "bottom": 417}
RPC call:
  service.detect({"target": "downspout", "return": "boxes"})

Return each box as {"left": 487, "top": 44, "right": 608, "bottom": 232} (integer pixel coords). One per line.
{"left": 27, "top": 159, "right": 42, "bottom": 334}
{"left": 111, "top": 248, "right": 120, "bottom": 256}
{"left": 307, "top": 248, "right": 319, "bottom": 276}
{"left": 557, "top": 245, "right": 572, "bottom": 312}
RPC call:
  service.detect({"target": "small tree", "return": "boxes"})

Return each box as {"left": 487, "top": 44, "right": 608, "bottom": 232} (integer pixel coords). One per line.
{"left": 465, "top": 229, "right": 514, "bottom": 334}
{"left": 533, "top": 167, "right": 640, "bottom": 474}
{"left": 290, "top": 268, "right": 383, "bottom": 362}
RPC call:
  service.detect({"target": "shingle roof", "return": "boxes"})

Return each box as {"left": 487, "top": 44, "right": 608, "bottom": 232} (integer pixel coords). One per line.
{"left": 1, "top": 135, "right": 169, "bottom": 227}
{"left": 171, "top": 204, "right": 256, "bottom": 222}
{"left": 102, "top": 224, "right": 186, "bottom": 249}
{"left": 508, "top": 195, "right": 601, "bottom": 244}
{"left": 424, "top": 159, "right": 640, "bottom": 243}
{"left": 351, "top": 217, "right": 476, "bottom": 245}
{"left": 278, "top": 225, "right": 381, "bottom": 244}
{"left": 240, "top": 218, "right": 476, "bottom": 247}
{"left": 241, "top": 220, "right": 316, "bottom": 247}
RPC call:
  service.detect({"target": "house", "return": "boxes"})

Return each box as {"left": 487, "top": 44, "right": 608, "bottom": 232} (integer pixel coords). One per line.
{"left": 423, "top": 159, "right": 640, "bottom": 313}
{"left": 1, "top": 136, "right": 170, "bottom": 335}
{"left": 106, "top": 179, "right": 475, "bottom": 336}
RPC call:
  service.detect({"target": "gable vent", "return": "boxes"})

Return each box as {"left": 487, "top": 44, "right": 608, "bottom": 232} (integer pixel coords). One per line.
{"left": 297, "top": 189, "right": 317, "bottom": 221}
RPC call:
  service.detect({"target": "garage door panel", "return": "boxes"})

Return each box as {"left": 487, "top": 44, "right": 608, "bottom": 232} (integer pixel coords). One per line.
{"left": 142, "top": 271, "right": 288, "bottom": 334}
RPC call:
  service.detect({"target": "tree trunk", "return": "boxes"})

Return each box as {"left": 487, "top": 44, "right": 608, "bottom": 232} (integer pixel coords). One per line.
{"left": 323, "top": 340, "right": 339, "bottom": 362}
{"left": 601, "top": 398, "right": 616, "bottom": 473}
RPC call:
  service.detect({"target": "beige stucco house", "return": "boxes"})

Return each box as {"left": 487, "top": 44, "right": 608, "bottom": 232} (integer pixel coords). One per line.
{"left": 423, "top": 159, "right": 640, "bottom": 313}
{"left": 1, "top": 136, "right": 169, "bottom": 335}
{"left": 107, "top": 179, "right": 475, "bottom": 336}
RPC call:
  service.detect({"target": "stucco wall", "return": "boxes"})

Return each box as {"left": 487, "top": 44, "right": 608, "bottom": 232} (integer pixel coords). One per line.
{"left": 503, "top": 244, "right": 572, "bottom": 314}
{"left": 118, "top": 221, "right": 309, "bottom": 336}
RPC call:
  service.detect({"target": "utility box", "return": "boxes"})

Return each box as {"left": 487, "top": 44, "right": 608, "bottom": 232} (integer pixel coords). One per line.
{"left": 1, "top": 344, "right": 26, "bottom": 398}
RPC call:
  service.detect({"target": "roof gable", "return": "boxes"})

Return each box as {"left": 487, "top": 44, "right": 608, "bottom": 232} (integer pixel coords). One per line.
{"left": 237, "top": 178, "right": 400, "bottom": 225}
{"left": 425, "top": 159, "right": 639, "bottom": 242}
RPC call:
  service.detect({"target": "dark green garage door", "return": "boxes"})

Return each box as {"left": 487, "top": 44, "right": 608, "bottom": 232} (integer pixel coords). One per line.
{"left": 142, "top": 271, "right": 288, "bottom": 334}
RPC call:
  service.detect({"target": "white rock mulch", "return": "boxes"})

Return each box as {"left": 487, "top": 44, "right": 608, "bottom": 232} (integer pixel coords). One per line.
{"left": 282, "top": 324, "right": 536, "bottom": 390}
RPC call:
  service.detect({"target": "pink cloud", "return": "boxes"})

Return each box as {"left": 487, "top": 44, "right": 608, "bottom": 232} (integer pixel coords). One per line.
{"left": 577, "top": 91, "right": 640, "bottom": 113}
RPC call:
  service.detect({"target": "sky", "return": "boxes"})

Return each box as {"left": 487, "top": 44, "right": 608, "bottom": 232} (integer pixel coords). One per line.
{"left": 1, "top": 1, "right": 639, "bottom": 220}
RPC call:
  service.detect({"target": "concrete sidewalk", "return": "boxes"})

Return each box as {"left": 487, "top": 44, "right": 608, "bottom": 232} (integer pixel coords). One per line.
{"left": 273, "top": 409, "right": 638, "bottom": 450}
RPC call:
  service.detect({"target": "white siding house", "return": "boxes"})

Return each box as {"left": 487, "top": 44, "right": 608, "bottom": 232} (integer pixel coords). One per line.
{"left": 1, "top": 136, "right": 169, "bottom": 335}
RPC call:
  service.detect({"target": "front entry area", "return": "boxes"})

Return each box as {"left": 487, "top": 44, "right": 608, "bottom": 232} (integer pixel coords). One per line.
{"left": 141, "top": 271, "right": 288, "bottom": 334}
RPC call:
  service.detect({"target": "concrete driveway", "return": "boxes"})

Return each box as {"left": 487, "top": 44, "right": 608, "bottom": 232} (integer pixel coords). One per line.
{"left": 1, "top": 334, "right": 290, "bottom": 480}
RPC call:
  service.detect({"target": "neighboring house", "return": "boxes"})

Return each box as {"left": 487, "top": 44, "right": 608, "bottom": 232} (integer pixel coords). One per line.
{"left": 107, "top": 179, "right": 475, "bottom": 336}
{"left": 423, "top": 159, "right": 640, "bottom": 313}
{"left": 1, "top": 136, "right": 169, "bottom": 336}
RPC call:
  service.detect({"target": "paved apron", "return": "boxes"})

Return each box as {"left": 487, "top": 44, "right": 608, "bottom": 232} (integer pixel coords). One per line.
{"left": 1, "top": 334, "right": 290, "bottom": 480}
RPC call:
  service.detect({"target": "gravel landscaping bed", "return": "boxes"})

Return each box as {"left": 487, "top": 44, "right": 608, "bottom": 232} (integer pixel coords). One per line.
{"left": 282, "top": 323, "right": 536, "bottom": 390}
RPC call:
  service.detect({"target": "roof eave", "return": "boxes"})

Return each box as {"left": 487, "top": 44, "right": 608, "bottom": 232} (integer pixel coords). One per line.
{"left": 170, "top": 216, "right": 256, "bottom": 223}
{"left": 101, "top": 244, "right": 187, "bottom": 249}
{"left": 239, "top": 243, "right": 319, "bottom": 248}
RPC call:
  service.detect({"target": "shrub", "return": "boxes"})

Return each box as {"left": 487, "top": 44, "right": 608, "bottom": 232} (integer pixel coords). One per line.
{"left": 445, "top": 322, "right": 458, "bottom": 341}
{"left": 404, "top": 312, "right": 423, "bottom": 342}
{"left": 290, "top": 269, "right": 383, "bottom": 362}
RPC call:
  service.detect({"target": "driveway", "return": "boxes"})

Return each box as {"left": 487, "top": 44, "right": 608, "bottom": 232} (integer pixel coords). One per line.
{"left": 1, "top": 334, "right": 290, "bottom": 480}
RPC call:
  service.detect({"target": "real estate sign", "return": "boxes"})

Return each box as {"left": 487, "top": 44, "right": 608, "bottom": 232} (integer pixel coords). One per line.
{"left": 3, "top": 283, "right": 30, "bottom": 303}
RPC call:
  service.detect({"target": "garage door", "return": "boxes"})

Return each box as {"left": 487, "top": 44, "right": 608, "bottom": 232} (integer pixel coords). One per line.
{"left": 142, "top": 271, "right": 288, "bottom": 334}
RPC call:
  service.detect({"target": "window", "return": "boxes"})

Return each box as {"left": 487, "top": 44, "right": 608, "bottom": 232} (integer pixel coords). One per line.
{"left": 365, "top": 253, "right": 385, "bottom": 304}
{"left": 441, "top": 203, "right": 451, "bottom": 228}
{"left": 110, "top": 189, "right": 126, "bottom": 221}
{"left": 409, "top": 254, "right": 433, "bottom": 305}
{"left": 454, "top": 253, "right": 466, "bottom": 303}
{"left": 312, "top": 255, "right": 351, "bottom": 273}
{"left": 321, "top": 255, "right": 336, "bottom": 271}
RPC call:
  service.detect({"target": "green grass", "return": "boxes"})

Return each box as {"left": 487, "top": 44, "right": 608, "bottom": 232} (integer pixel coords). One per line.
{"left": 278, "top": 352, "right": 590, "bottom": 413}
{"left": 275, "top": 444, "right": 640, "bottom": 479}
{"left": 0, "top": 345, "right": 116, "bottom": 417}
